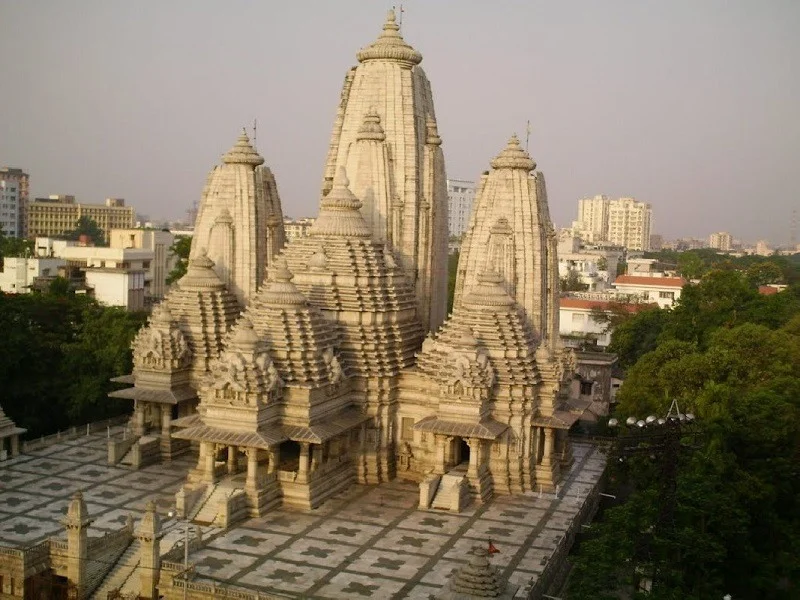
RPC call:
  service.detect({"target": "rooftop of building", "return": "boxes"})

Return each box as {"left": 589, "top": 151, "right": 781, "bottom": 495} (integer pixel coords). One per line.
{"left": 613, "top": 275, "right": 687, "bottom": 287}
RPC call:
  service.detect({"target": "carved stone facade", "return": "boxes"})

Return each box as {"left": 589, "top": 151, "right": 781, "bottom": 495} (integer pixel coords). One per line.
{"left": 322, "top": 10, "right": 449, "bottom": 334}
{"left": 108, "top": 9, "right": 580, "bottom": 527}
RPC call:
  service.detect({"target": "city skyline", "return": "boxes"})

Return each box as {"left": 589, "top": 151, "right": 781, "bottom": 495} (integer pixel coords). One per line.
{"left": 0, "top": 1, "right": 798, "bottom": 243}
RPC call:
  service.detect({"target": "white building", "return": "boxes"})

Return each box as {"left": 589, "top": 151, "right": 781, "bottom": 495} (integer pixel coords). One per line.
{"left": 0, "top": 257, "right": 65, "bottom": 293}
{"left": 447, "top": 179, "right": 475, "bottom": 238}
{"left": 283, "top": 218, "right": 315, "bottom": 241}
{"left": 573, "top": 195, "right": 610, "bottom": 242}
{"left": 612, "top": 274, "right": 686, "bottom": 308}
{"left": 607, "top": 197, "right": 652, "bottom": 251}
{"left": 108, "top": 228, "right": 175, "bottom": 299}
{"left": 56, "top": 245, "right": 153, "bottom": 310}
{"left": 708, "top": 231, "right": 733, "bottom": 251}
{"left": 557, "top": 232, "right": 621, "bottom": 291}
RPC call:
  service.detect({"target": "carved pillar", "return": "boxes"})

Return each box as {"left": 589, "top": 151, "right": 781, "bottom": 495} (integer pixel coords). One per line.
{"left": 542, "top": 428, "right": 554, "bottom": 465}
{"left": 467, "top": 438, "right": 479, "bottom": 478}
{"left": 227, "top": 445, "right": 238, "bottom": 475}
{"left": 10, "top": 435, "right": 19, "bottom": 457}
{"left": 203, "top": 442, "right": 216, "bottom": 482}
{"left": 64, "top": 492, "right": 92, "bottom": 599}
{"left": 267, "top": 448, "right": 276, "bottom": 474}
{"left": 160, "top": 406, "right": 172, "bottom": 436}
{"left": 310, "top": 444, "right": 319, "bottom": 473}
{"left": 135, "top": 403, "right": 146, "bottom": 436}
{"left": 299, "top": 442, "right": 310, "bottom": 483}
{"left": 245, "top": 448, "right": 258, "bottom": 490}
{"left": 137, "top": 501, "right": 161, "bottom": 599}
{"left": 434, "top": 435, "right": 447, "bottom": 474}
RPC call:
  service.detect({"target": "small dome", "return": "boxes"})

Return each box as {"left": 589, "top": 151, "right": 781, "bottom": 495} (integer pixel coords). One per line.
{"left": 222, "top": 129, "right": 265, "bottom": 166}
{"left": 357, "top": 109, "right": 386, "bottom": 142}
{"left": 356, "top": 9, "right": 422, "bottom": 67}
{"left": 260, "top": 261, "right": 307, "bottom": 306}
{"left": 462, "top": 271, "right": 515, "bottom": 308}
{"left": 230, "top": 318, "right": 260, "bottom": 351}
{"left": 307, "top": 250, "right": 328, "bottom": 271}
{"left": 309, "top": 168, "right": 372, "bottom": 238}
{"left": 178, "top": 249, "right": 227, "bottom": 290}
{"left": 489, "top": 135, "right": 536, "bottom": 171}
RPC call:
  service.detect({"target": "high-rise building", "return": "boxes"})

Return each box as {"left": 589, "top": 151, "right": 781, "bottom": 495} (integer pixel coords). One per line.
{"left": 708, "top": 231, "right": 733, "bottom": 251}
{"left": 574, "top": 195, "right": 610, "bottom": 242}
{"left": 447, "top": 179, "right": 475, "bottom": 238}
{"left": 0, "top": 167, "right": 28, "bottom": 237}
{"left": 26, "top": 196, "right": 136, "bottom": 243}
{"left": 607, "top": 197, "right": 652, "bottom": 251}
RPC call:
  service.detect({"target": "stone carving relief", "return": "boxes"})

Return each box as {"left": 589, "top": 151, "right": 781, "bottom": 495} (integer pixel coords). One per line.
{"left": 133, "top": 313, "right": 192, "bottom": 371}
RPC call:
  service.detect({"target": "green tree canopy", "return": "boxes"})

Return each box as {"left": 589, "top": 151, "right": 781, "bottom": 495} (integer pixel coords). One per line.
{"left": 166, "top": 235, "right": 192, "bottom": 285}
{"left": 64, "top": 216, "right": 106, "bottom": 246}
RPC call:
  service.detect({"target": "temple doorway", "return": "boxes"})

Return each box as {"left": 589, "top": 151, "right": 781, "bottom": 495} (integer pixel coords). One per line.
{"left": 278, "top": 440, "right": 300, "bottom": 471}
{"left": 459, "top": 439, "right": 470, "bottom": 466}
{"left": 450, "top": 437, "right": 470, "bottom": 467}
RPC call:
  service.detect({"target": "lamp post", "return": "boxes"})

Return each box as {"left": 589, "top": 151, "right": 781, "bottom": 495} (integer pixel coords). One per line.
{"left": 167, "top": 511, "right": 192, "bottom": 600}
{"left": 607, "top": 399, "right": 697, "bottom": 594}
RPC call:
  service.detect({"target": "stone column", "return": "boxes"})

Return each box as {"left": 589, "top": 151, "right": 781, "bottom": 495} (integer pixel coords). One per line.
{"left": 64, "top": 491, "right": 92, "bottom": 599}
{"left": 10, "top": 435, "right": 19, "bottom": 457}
{"left": 467, "top": 438, "right": 479, "bottom": 478}
{"left": 267, "top": 448, "right": 276, "bottom": 474}
{"left": 227, "top": 445, "right": 238, "bottom": 475}
{"left": 137, "top": 501, "right": 161, "bottom": 599}
{"left": 434, "top": 435, "right": 447, "bottom": 474}
{"left": 542, "top": 428, "right": 554, "bottom": 465}
{"left": 161, "top": 406, "right": 172, "bottom": 435}
{"left": 135, "top": 403, "right": 146, "bottom": 436}
{"left": 299, "top": 442, "right": 310, "bottom": 482}
{"left": 203, "top": 442, "right": 216, "bottom": 482}
{"left": 245, "top": 448, "right": 259, "bottom": 490}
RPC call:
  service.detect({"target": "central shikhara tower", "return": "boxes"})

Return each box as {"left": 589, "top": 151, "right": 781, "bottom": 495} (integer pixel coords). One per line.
{"left": 112, "top": 10, "right": 581, "bottom": 521}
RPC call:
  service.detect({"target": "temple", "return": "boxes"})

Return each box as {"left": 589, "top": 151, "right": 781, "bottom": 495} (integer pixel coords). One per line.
{"left": 0, "top": 10, "right": 605, "bottom": 599}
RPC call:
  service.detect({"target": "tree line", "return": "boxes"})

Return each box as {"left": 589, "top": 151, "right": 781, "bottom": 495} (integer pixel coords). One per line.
{"left": 0, "top": 285, "right": 146, "bottom": 438}
{"left": 567, "top": 269, "right": 800, "bottom": 599}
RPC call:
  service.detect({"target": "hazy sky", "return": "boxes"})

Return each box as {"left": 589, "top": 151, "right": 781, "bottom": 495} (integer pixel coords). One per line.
{"left": 1, "top": 1, "right": 798, "bottom": 243}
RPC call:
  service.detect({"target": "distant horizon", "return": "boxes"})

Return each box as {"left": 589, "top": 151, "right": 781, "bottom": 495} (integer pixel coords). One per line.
{"left": 1, "top": 1, "right": 798, "bottom": 244}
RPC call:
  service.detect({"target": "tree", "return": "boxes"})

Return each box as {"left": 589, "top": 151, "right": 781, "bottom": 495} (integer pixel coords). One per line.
{"left": 166, "top": 235, "right": 192, "bottom": 285}
{"left": 560, "top": 268, "right": 589, "bottom": 292}
{"left": 64, "top": 216, "right": 106, "bottom": 246}
{"left": 745, "top": 261, "right": 784, "bottom": 287}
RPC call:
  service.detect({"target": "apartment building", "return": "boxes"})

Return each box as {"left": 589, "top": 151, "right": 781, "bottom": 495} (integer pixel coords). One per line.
{"left": 447, "top": 179, "right": 475, "bottom": 238}
{"left": 27, "top": 196, "right": 135, "bottom": 243}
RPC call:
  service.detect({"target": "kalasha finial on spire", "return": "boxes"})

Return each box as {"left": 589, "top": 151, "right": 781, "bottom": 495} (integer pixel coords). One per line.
{"left": 489, "top": 134, "right": 536, "bottom": 171}
{"left": 356, "top": 8, "right": 422, "bottom": 66}
{"left": 222, "top": 128, "right": 264, "bottom": 166}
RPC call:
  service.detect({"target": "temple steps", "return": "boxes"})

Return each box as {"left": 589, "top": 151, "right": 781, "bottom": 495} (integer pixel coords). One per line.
{"left": 90, "top": 540, "right": 140, "bottom": 599}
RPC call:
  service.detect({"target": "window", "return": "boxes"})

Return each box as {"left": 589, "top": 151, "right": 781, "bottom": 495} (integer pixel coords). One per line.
{"left": 401, "top": 417, "right": 414, "bottom": 441}
{"left": 659, "top": 291, "right": 675, "bottom": 300}
{"left": 580, "top": 381, "right": 593, "bottom": 396}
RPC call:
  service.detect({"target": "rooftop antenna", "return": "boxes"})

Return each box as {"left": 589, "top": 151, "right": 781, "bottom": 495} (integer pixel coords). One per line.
{"left": 253, "top": 118, "right": 258, "bottom": 151}
{"left": 525, "top": 120, "right": 531, "bottom": 152}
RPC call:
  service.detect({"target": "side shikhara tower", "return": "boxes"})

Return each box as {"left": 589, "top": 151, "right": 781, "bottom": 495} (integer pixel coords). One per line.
{"left": 321, "top": 9, "right": 448, "bottom": 333}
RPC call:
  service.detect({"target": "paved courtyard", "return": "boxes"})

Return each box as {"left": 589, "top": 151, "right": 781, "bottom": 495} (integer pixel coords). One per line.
{"left": 0, "top": 433, "right": 605, "bottom": 598}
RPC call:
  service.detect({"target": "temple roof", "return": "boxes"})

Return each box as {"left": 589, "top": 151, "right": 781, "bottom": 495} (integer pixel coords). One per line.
{"left": 356, "top": 9, "right": 422, "bottom": 66}
{"left": 222, "top": 129, "right": 265, "bottom": 166}
{"left": 178, "top": 250, "right": 229, "bottom": 291}
{"left": 413, "top": 416, "right": 507, "bottom": 440}
{"left": 309, "top": 168, "right": 372, "bottom": 238}
{"left": 489, "top": 134, "right": 536, "bottom": 171}
{"left": 0, "top": 403, "right": 26, "bottom": 438}
{"left": 417, "top": 271, "right": 540, "bottom": 390}
{"left": 246, "top": 261, "right": 342, "bottom": 387}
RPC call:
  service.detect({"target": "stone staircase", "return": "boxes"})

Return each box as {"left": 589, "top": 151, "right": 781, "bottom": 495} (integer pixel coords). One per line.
{"left": 432, "top": 473, "right": 465, "bottom": 510}
{"left": 91, "top": 540, "right": 140, "bottom": 599}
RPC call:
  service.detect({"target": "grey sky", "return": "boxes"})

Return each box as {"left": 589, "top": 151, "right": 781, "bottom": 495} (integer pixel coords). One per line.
{"left": 1, "top": 1, "right": 798, "bottom": 244}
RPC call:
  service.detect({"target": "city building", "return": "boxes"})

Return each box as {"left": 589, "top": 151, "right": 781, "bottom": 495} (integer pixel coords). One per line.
{"left": 607, "top": 197, "right": 652, "bottom": 251}
{"left": 0, "top": 11, "right": 608, "bottom": 600}
{"left": 283, "top": 217, "right": 315, "bottom": 241}
{"left": 559, "top": 296, "right": 651, "bottom": 347}
{"left": 708, "top": 231, "right": 733, "bottom": 251}
{"left": 26, "top": 195, "right": 135, "bottom": 243}
{"left": 0, "top": 167, "right": 28, "bottom": 237}
{"left": 0, "top": 256, "right": 66, "bottom": 293}
{"left": 447, "top": 178, "right": 476, "bottom": 238}
{"left": 573, "top": 194, "right": 610, "bottom": 242}
{"left": 613, "top": 274, "right": 686, "bottom": 308}
{"left": 109, "top": 228, "right": 176, "bottom": 299}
